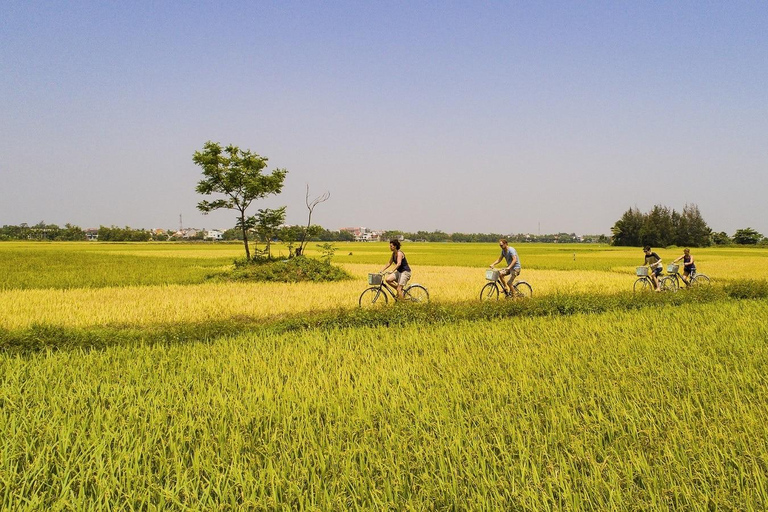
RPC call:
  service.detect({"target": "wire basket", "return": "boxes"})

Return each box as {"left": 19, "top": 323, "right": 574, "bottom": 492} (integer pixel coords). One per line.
{"left": 368, "top": 273, "right": 382, "bottom": 285}
{"left": 636, "top": 266, "right": 649, "bottom": 277}
{"left": 667, "top": 264, "right": 679, "bottom": 273}
{"left": 486, "top": 269, "right": 500, "bottom": 281}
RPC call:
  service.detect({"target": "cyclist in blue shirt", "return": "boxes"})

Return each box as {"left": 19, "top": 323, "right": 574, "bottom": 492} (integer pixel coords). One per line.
{"left": 489, "top": 239, "right": 521, "bottom": 295}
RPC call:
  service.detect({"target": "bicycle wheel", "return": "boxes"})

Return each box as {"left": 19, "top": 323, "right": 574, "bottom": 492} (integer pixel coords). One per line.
{"left": 404, "top": 284, "right": 429, "bottom": 303}
{"left": 480, "top": 282, "right": 499, "bottom": 301}
{"left": 634, "top": 277, "right": 651, "bottom": 293}
{"left": 690, "top": 274, "right": 711, "bottom": 287}
{"left": 513, "top": 281, "right": 533, "bottom": 298}
{"left": 660, "top": 276, "right": 678, "bottom": 293}
{"left": 359, "top": 287, "right": 388, "bottom": 308}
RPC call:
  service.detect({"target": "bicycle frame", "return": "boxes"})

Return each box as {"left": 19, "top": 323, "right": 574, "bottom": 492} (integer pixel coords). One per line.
{"left": 481, "top": 271, "right": 532, "bottom": 300}
{"left": 370, "top": 274, "right": 400, "bottom": 300}
{"left": 359, "top": 272, "right": 430, "bottom": 307}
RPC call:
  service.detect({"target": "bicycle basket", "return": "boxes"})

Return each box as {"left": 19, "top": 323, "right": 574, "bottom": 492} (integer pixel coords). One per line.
{"left": 486, "top": 269, "right": 500, "bottom": 281}
{"left": 636, "top": 266, "right": 649, "bottom": 277}
{"left": 667, "top": 264, "right": 679, "bottom": 273}
{"left": 368, "top": 273, "right": 382, "bottom": 285}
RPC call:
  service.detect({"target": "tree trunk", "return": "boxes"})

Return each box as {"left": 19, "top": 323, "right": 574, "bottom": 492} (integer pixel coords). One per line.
{"left": 240, "top": 213, "right": 251, "bottom": 260}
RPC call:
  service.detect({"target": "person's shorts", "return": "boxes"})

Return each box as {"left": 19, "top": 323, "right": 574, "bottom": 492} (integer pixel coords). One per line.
{"left": 500, "top": 268, "right": 520, "bottom": 279}
{"left": 652, "top": 266, "right": 663, "bottom": 277}
{"left": 683, "top": 266, "right": 696, "bottom": 276}
{"left": 393, "top": 271, "right": 411, "bottom": 287}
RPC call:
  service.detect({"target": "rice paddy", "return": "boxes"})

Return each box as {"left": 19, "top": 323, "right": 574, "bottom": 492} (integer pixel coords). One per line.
{"left": 1, "top": 241, "right": 767, "bottom": 510}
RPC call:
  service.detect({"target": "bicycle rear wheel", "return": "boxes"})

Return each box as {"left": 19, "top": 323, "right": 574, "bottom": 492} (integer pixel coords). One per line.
{"left": 690, "top": 274, "right": 711, "bottom": 287}
{"left": 359, "top": 287, "right": 388, "bottom": 308}
{"left": 404, "top": 284, "right": 429, "bottom": 303}
{"left": 513, "top": 281, "right": 533, "bottom": 298}
{"left": 660, "top": 276, "right": 678, "bottom": 292}
{"left": 634, "top": 277, "right": 651, "bottom": 293}
{"left": 480, "top": 282, "right": 499, "bottom": 301}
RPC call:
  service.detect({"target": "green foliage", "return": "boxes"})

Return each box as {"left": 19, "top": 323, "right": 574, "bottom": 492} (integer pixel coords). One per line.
{"left": 316, "top": 242, "right": 337, "bottom": 263}
{"left": 712, "top": 231, "right": 731, "bottom": 245}
{"left": 193, "top": 141, "right": 287, "bottom": 260}
{"left": 254, "top": 207, "right": 286, "bottom": 258}
{"left": 223, "top": 256, "right": 352, "bottom": 283}
{"left": 733, "top": 227, "right": 763, "bottom": 245}
{"left": 97, "top": 225, "right": 152, "bottom": 241}
{"left": 612, "top": 203, "right": 712, "bottom": 247}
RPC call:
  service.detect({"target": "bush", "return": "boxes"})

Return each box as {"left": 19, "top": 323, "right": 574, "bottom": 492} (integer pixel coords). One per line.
{"left": 222, "top": 256, "right": 352, "bottom": 283}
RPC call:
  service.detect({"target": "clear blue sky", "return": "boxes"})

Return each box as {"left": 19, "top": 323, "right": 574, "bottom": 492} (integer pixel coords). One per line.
{"left": 2, "top": 1, "right": 767, "bottom": 235}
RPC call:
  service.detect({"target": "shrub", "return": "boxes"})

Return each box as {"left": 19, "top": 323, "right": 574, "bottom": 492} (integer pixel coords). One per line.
{"left": 223, "top": 256, "right": 352, "bottom": 283}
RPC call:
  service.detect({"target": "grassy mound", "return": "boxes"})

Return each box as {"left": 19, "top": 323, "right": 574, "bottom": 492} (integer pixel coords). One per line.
{"left": 217, "top": 256, "right": 352, "bottom": 283}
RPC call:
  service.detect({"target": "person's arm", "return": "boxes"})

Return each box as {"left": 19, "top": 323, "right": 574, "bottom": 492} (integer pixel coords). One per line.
{"left": 490, "top": 256, "right": 502, "bottom": 268}
{"left": 381, "top": 254, "right": 394, "bottom": 273}
{"left": 673, "top": 255, "right": 683, "bottom": 263}
{"left": 507, "top": 255, "right": 517, "bottom": 271}
{"left": 686, "top": 255, "right": 695, "bottom": 266}
{"left": 395, "top": 251, "right": 403, "bottom": 269}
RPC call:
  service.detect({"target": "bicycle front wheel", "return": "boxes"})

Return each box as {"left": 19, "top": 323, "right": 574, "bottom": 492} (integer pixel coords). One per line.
{"left": 634, "top": 277, "right": 651, "bottom": 293}
{"left": 404, "top": 284, "right": 429, "bottom": 303}
{"left": 513, "top": 281, "right": 533, "bottom": 298}
{"left": 480, "top": 282, "right": 499, "bottom": 301}
{"left": 359, "top": 287, "right": 388, "bottom": 308}
{"left": 691, "top": 274, "right": 711, "bottom": 287}
{"left": 660, "top": 276, "right": 678, "bottom": 293}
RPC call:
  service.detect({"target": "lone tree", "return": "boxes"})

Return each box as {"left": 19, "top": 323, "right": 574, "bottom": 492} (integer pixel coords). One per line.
{"left": 296, "top": 185, "right": 330, "bottom": 257}
{"left": 193, "top": 141, "right": 287, "bottom": 260}
{"left": 255, "top": 207, "right": 286, "bottom": 259}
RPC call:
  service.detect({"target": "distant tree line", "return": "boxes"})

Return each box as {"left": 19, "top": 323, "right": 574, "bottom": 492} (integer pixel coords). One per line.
{"left": 0, "top": 222, "right": 86, "bottom": 241}
{"left": 3, "top": 218, "right": 766, "bottom": 246}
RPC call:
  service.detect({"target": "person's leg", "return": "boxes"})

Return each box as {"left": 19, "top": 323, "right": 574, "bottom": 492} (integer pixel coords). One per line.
{"left": 508, "top": 269, "right": 519, "bottom": 295}
{"left": 386, "top": 272, "right": 398, "bottom": 291}
{"left": 498, "top": 270, "right": 510, "bottom": 293}
{"left": 397, "top": 271, "right": 411, "bottom": 299}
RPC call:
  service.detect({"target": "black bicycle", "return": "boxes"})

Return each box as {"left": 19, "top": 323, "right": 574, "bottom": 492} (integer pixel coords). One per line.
{"left": 480, "top": 269, "right": 532, "bottom": 301}
{"left": 359, "top": 272, "right": 429, "bottom": 307}
{"left": 660, "top": 264, "right": 711, "bottom": 292}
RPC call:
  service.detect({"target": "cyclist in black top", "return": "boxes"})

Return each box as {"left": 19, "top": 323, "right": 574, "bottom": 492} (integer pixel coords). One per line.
{"left": 381, "top": 239, "right": 411, "bottom": 299}
{"left": 673, "top": 248, "right": 696, "bottom": 285}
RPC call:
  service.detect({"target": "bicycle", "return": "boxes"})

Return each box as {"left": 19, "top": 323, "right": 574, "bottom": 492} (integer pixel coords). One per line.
{"left": 480, "top": 269, "right": 533, "bottom": 301}
{"left": 633, "top": 266, "right": 664, "bottom": 292}
{"left": 660, "top": 264, "right": 711, "bottom": 292}
{"left": 359, "top": 272, "right": 429, "bottom": 307}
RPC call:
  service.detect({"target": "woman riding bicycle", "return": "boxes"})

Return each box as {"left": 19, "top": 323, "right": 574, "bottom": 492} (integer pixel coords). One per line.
{"left": 380, "top": 239, "right": 411, "bottom": 299}
{"left": 673, "top": 248, "right": 696, "bottom": 285}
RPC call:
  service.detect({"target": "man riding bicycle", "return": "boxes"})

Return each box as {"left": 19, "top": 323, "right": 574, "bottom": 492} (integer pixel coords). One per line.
{"left": 489, "top": 239, "right": 521, "bottom": 295}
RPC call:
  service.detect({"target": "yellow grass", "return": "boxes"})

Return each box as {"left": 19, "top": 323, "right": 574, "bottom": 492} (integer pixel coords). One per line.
{"left": 0, "top": 264, "right": 639, "bottom": 330}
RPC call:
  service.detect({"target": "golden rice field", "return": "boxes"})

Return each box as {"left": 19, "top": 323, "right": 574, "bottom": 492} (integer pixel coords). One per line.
{"left": 1, "top": 242, "right": 768, "bottom": 510}
{"left": 2, "top": 241, "right": 767, "bottom": 331}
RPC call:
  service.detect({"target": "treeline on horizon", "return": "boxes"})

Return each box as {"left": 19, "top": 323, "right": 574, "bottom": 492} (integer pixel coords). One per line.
{"left": 2, "top": 210, "right": 766, "bottom": 246}
{"left": 0, "top": 223, "right": 608, "bottom": 244}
